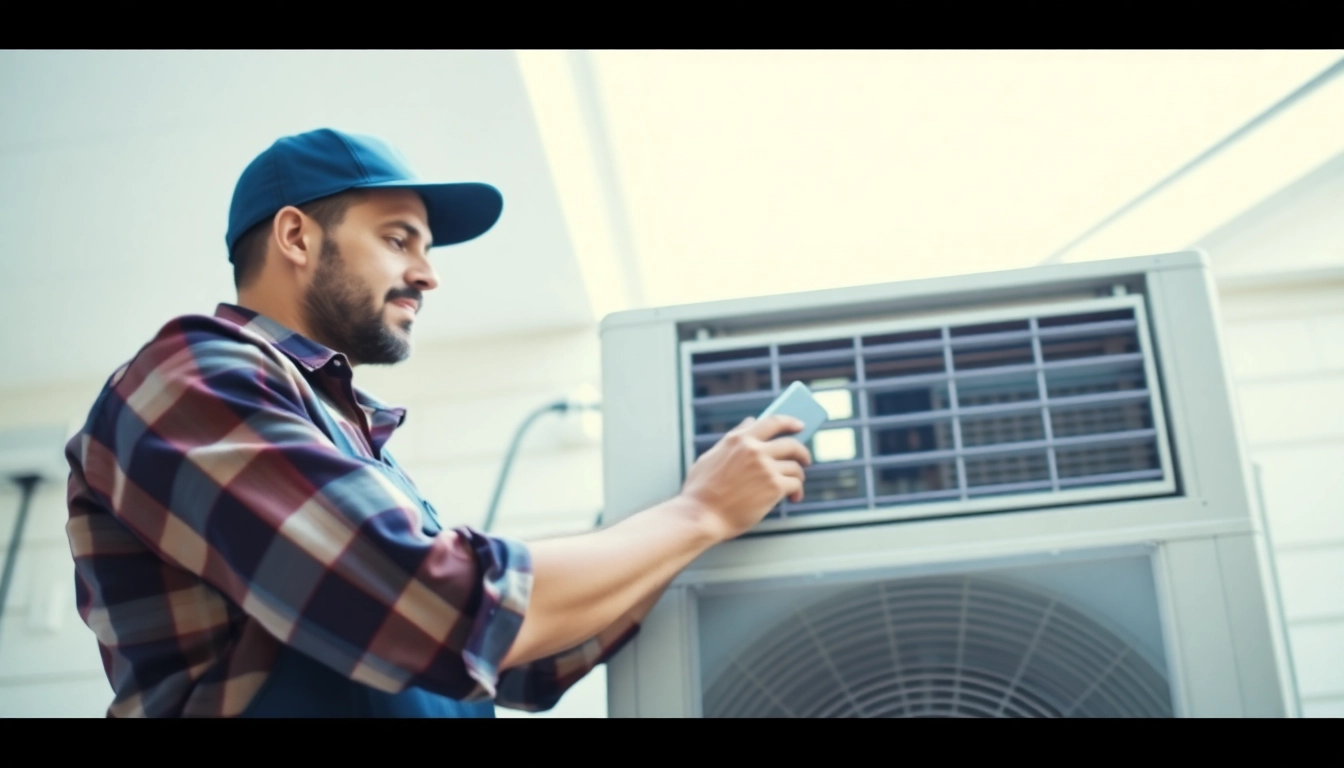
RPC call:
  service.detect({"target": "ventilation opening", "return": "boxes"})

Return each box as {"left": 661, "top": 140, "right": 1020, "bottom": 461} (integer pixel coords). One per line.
{"left": 682, "top": 295, "right": 1173, "bottom": 529}
{"left": 700, "top": 574, "right": 1174, "bottom": 718}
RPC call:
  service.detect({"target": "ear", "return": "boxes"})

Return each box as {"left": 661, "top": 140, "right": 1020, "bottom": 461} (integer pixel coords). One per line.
{"left": 272, "top": 206, "right": 319, "bottom": 269}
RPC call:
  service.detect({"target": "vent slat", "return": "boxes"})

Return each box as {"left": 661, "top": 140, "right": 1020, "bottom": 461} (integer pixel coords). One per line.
{"left": 947, "top": 328, "right": 1035, "bottom": 349}
{"left": 1035, "top": 318, "right": 1138, "bottom": 340}
{"left": 1056, "top": 469, "right": 1163, "bottom": 487}
{"left": 691, "top": 356, "right": 773, "bottom": 374}
{"left": 775, "top": 346, "right": 859, "bottom": 366}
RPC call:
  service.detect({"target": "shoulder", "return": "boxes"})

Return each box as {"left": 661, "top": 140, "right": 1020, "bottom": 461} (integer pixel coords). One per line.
{"left": 79, "top": 313, "right": 306, "bottom": 434}
{"left": 111, "top": 312, "right": 295, "bottom": 390}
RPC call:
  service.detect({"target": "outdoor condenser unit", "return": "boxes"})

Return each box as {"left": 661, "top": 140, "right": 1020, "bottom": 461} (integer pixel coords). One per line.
{"left": 598, "top": 252, "right": 1297, "bottom": 718}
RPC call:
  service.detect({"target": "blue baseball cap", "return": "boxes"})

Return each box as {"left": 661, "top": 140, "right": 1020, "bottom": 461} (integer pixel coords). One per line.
{"left": 226, "top": 128, "right": 503, "bottom": 260}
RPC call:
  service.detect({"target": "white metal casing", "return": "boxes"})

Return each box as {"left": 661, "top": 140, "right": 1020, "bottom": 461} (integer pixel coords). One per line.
{"left": 599, "top": 251, "right": 1297, "bottom": 718}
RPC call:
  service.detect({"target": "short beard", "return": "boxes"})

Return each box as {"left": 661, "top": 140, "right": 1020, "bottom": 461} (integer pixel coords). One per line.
{"left": 302, "top": 237, "right": 411, "bottom": 365}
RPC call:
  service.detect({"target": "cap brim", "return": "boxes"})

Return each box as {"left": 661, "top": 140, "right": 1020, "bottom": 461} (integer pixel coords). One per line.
{"left": 357, "top": 180, "right": 503, "bottom": 247}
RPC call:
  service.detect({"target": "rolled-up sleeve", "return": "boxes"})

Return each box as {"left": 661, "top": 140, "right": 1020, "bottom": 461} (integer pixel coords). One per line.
{"left": 77, "top": 316, "right": 531, "bottom": 701}
{"left": 493, "top": 608, "right": 640, "bottom": 712}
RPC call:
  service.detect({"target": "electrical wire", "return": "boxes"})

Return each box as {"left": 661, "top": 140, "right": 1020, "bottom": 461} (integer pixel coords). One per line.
{"left": 481, "top": 399, "right": 601, "bottom": 533}
{"left": 0, "top": 475, "right": 41, "bottom": 653}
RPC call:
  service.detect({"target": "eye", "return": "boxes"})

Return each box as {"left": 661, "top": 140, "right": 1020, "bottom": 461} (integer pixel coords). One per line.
{"left": 386, "top": 236, "right": 406, "bottom": 250}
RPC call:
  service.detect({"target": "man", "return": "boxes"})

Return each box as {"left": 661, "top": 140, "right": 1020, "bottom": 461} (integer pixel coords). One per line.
{"left": 64, "top": 128, "right": 812, "bottom": 717}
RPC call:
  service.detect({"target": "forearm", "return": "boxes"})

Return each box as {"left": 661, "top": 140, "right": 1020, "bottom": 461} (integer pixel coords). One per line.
{"left": 492, "top": 567, "right": 677, "bottom": 711}
{"left": 500, "top": 494, "right": 718, "bottom": 669}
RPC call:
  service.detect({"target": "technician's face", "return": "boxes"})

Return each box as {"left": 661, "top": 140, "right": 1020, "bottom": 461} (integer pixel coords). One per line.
{"left": 302, "top": 190, "right": 437, "bottom": 365}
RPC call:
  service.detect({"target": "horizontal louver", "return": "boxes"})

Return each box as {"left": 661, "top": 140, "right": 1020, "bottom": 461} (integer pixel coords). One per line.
{"left": 682, "top": 296, "right": 1173, "bottom": 530}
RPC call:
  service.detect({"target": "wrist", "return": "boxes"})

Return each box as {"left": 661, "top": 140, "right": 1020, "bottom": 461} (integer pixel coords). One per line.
{"left": 668, "top": 493, "right": 729, "bottom": 546}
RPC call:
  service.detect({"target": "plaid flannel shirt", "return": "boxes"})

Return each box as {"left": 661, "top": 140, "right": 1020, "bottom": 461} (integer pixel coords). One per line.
{"left": 65, "top": 303, "right": 637, "bottom": 717}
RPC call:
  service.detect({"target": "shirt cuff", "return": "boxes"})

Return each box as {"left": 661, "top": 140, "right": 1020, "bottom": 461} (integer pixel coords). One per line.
{"left": 456, "top": 526, "right": 533, "bottom": 698}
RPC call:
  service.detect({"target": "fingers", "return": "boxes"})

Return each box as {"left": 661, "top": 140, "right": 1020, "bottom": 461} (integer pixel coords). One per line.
{"left": 746, "top": 414, "right": 805, "bottom": 441}
{"left": 763, "top": 435, "right": 813, "bottom": 467}
{"left": 775, "top": 459, "right": 805, "bottom": 484}
{"left": 775, "top": 460, "right": 806, "bottom": 504}
{"left": 719, "top": 418, "right": 812, "bottom": 505}
{"left": 720, "top": 418, "right": 812, "bottom": 466}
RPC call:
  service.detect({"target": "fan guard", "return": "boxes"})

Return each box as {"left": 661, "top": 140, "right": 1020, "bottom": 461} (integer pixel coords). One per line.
{"left": 702, "top": 575, "right": 1173, "bottom": 717}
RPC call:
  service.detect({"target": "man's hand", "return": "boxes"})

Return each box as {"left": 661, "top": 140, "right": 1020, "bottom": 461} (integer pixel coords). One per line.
{"left": 678, "top": 415, "right": 814, "bottom": 542}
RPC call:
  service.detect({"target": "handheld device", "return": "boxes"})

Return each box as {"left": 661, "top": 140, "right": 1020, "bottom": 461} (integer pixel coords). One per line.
{"left": 757, "top": 380, "right": 830, "bottom": 445}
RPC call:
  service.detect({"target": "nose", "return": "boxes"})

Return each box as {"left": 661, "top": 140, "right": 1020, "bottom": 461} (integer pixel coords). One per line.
{"left": 406, "top": 255, "right": 439, "bottom": 293}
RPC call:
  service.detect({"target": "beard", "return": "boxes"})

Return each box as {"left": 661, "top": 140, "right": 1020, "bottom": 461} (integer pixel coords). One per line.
{"left": 302, "top": 237, "right": 417, "bottom": 365}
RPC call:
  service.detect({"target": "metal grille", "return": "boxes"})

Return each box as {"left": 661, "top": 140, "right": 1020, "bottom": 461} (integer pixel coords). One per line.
{"left": 684, "top": 299, "right": 1171, "bottom": 526}
{"left": 701, "top": 575, "right": 1174, "bottom": 718}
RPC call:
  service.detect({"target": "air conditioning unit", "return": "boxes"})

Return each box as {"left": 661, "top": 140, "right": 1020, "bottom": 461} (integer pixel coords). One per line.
{"left": 598, "top": 251, "right": 1298, "bottom": 718}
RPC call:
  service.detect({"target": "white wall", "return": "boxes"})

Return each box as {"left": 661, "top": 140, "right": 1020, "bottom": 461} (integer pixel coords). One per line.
{"left": 1217, "top": 277, "right": 1344, "bottom": 718}
{"left": 1196, "top": 145, "right": 1344, "bottom": 719}
{"left": 0, "top": 380, "right": 113, "bottom": 717}
{"left": 0, "top": 325, "right": 612, "bottom": 718}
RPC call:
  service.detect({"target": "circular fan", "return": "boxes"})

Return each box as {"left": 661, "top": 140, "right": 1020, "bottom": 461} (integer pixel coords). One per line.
{"left": 702, "top": 575, "right": 1173, "bottom": 718}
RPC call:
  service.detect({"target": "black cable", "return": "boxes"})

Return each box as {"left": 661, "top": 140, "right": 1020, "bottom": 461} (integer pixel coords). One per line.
{"left": 0, "top": 475, "right": 41, "bottom": 653}
{"left": 481, "top": 400, "right": 570, "bottom": 533}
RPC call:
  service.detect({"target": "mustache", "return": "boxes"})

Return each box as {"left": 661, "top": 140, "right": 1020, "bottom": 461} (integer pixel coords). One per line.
{"left": 386, "top": 286, "right": 424, "bottom": 311}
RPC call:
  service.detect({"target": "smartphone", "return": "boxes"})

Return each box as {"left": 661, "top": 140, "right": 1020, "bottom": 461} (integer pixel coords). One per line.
{"left": 757, "top": 380, "right": 830, "bottom": 445}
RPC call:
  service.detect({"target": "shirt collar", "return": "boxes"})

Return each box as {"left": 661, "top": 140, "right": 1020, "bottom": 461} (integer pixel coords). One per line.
{"left": 215, "top": 303, "right": 341, "bottom": 371}
{"left": 214, "top": 303, "right": 408, "bottom": 431}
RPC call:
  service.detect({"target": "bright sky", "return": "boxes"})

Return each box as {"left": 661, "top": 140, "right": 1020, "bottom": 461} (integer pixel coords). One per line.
{"left": 580, "top": 50, "right": 1343, "bottom": 310}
